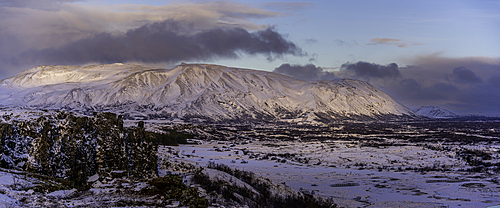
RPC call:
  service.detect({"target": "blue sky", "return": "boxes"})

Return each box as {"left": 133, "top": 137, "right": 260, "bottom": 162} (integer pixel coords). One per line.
{"left": 0, "top": 0, "right": 499, "bottom": 115}
{"left": 238, "top": 0, "right": 500, "bottom": 70}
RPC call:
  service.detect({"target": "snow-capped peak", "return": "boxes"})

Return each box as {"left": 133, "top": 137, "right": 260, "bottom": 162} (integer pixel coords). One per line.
{"left": 1, "top": 64, "right": 146, "bottom": 89}
{"left": 415, "top": 106, "right": 456, "bottom": 118}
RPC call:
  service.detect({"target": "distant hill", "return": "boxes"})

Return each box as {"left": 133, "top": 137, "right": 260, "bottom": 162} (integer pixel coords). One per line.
{"left": 415, "top": 106, "right": 457, "bottom": 118}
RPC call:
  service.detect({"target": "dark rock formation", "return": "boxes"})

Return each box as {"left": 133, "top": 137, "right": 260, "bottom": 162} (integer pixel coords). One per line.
{"left": 0, "top": 112, "right": 158, "bottom": 190}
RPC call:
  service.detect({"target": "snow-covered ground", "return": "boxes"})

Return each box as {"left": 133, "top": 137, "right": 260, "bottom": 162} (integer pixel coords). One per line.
{"left": 0, "top": 136, "right": 498, "bottom": 207}
{"left": 171, "top": 140, "right": 500, "bottom": 208}
{"left": 0, "top": 107, "right": 499, "bottom": 207}
{"left": 0, "top": 168, "right": 178, "bottom": 207}
{"left": 0, "top": 171, "right": 23, "bottom": 207}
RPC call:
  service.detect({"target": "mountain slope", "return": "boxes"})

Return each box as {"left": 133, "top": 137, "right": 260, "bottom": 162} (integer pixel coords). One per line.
{"left": 0, "top": 63, "right": 415, "bottom": 122}
{"left": 415, "top": 106, "right": 456, "bottom": 118}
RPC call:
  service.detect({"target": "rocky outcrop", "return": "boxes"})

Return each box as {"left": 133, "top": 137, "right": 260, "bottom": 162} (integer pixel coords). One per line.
{"left": 0, "top": 112, "right": 158, "bottom": 190}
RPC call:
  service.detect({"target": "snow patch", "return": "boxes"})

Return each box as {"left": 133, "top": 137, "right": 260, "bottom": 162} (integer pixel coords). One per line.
{"left": 46, "top": 188, "right": 77, "bottom": 199}
{"left": 87, "top": 174, "right": 99, "bottom": 182}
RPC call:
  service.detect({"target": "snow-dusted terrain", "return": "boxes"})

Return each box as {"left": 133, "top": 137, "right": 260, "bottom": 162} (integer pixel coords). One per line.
{"left": 416, "top": 106, "right": 457, "bottom": 118}
{"left": 0, "top": 108, "right": 499, "bottom": 207}
{"left": 172, "top": 138, "right": 500, "bottom": 208}
{"left": 0, "top": 63, "right": 415, "bottom": 122}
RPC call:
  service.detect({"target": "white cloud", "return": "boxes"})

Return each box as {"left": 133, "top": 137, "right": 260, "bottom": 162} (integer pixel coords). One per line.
{"left": 367, "top": 38, "right": 423, "bottom": 48}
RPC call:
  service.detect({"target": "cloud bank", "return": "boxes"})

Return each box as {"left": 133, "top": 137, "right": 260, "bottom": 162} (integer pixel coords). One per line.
{"left": 340, "top": 62, "right": 400, "bottom": 80}
{"left": 275, "top": 55, "right": 500, "bottom": 116}
{"left": 448, "top": 67, "right": 483, "bottom": 84}
{"left": 273, "top": 63, "right": 337, "bottom": 81}
{"left": 0, "top": 1, "right": 301, "bottom": 77}
{"left": 12, "top": 21, "right": 303, "bottom": 67}
{"left": 340, "top": 56, "right": 500, "bottom": 115}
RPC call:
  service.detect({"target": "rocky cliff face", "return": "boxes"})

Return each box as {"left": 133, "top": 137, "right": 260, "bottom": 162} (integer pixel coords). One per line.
{"left": 0, "top": 112, "right": 157, "bottom": 190}
{"left": 0, "top": 63, "right": 415, "bottom": 123}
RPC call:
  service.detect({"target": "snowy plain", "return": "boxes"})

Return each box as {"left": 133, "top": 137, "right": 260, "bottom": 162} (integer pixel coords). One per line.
{"left": 0, "top": 116, "right": 499, "bottom": 207}
{"left": 170, "top": 139, "right": 500, "bottom": 208}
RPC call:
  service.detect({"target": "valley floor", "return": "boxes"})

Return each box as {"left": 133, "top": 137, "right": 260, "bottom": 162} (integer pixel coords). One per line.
{"left": 1, "top": 111, "right": 499, "bottom": 207}
{"left": 1, "top": 137, "right": 499, "bottom": 208}
{"left": 169, "top": 140, "right": 500, "bottom": 208}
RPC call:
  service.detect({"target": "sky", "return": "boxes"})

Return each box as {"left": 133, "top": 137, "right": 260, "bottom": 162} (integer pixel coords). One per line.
{"left": 0, "top": 0, "right": 499, "bottom": 115}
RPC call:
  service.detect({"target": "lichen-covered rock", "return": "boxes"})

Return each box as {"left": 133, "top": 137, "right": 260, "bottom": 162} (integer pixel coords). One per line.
{"left": 125, "top": 124, "right": 158, "bottom": 179}
{"left": 0, "top": 111, "right": 158, "bottom": 190}
{"left": 0, "top": 122, "right": 32, "bottom": 170}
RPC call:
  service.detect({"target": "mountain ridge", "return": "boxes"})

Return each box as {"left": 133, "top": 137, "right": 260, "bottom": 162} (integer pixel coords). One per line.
{"left": 0, "top": 63, "right": 416, "bottom": 123}
{"left": 415, "top": 106, "right": 457, "bottom": 118}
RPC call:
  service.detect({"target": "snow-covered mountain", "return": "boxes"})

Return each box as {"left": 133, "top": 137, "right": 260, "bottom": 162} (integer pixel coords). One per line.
{"left": 0, "top": 63, "right": 415, "bottom": 123}
{"left": 415, "top": 106, "right": 457, "bottom": 118}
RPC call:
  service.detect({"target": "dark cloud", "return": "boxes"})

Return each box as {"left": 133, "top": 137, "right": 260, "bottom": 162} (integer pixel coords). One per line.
{"left": 273, "top": 63, "right": 337, "bottom": 81}
{"left": 392, "top": 79, "right": 458, "bottom": 101}
{"left": 5, "top": 20, "right": 303, "bottom": 69}
{"left": 448, "top": 66, "right": 483, "bottom": 84}
{"left": 488, "top": 76, "right": 500, "bottom": 87}
{"left": 403, "top": 53, "right": 500, "bottom": 80}
{"left": 331, "top": 56, "right": 500, "bottom": 115}
{"left": 0, "top": 1, "right": 289, "bottom": 77}
{"left": 400, "top": 78, "right": 421, "bottom": 92}
{"left": 426, "top": 83, "right": 459, "bottom": 99}
{"left": 320, "top": 71, "right": 338, "bottom": 80}
{"left": 398, "top": 54, "right": 500, "bottom": 115}
{"left": 340, "top": 61, "right": 401, "bottom": 80}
